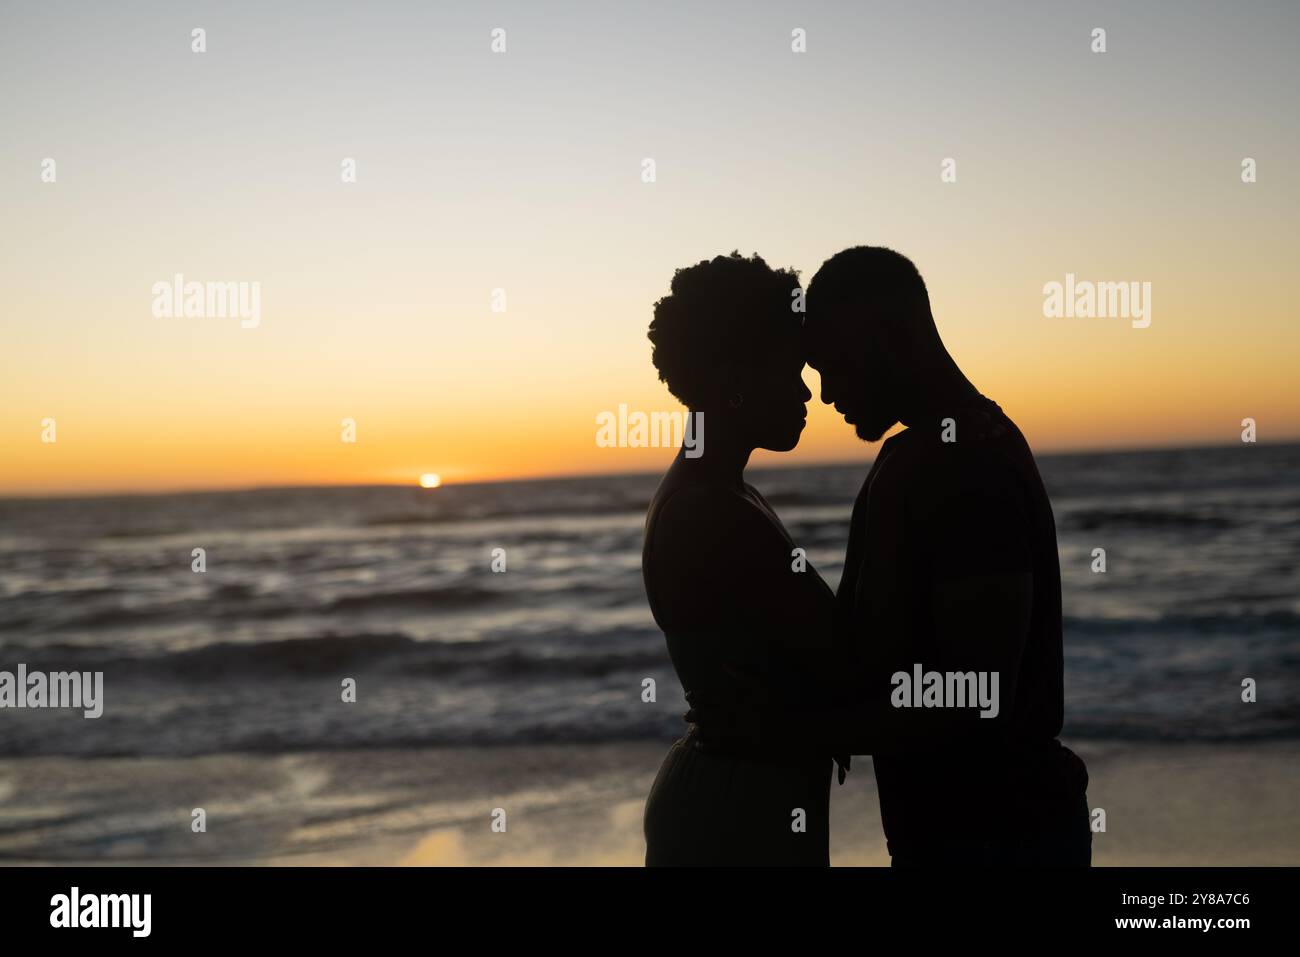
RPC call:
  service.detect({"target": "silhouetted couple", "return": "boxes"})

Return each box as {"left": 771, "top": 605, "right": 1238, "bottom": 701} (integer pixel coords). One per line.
{"left": 641, "top": 248, "right": 1090, "bottom": 867}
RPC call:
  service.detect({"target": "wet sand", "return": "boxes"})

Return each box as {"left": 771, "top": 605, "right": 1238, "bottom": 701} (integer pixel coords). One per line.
{"left": 0, "top": 741, "right": 1295, "bottom": 865}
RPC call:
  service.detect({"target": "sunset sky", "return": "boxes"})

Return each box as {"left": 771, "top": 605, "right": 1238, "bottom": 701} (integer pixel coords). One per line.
{"left": 3, "top": 0, "right": 1297, "bottom": 495}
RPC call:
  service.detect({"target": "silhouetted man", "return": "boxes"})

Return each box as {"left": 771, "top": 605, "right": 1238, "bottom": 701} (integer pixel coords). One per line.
{"left": 804, "top": 246, "right": 1091, "bottom": 866}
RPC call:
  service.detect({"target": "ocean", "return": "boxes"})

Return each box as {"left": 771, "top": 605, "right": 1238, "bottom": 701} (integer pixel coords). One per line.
{"left": 1, "top": 442, "right": 1298, "bottom": 760}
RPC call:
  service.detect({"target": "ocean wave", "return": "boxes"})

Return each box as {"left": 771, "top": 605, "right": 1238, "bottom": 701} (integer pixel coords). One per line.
{"left": 1, "top": 446, "right": 1297, "bottom": 758}
{"left": 325, "top": 584, "right": 501, "bottom": 613}
{"left": 358, "top": 499, "right": 648, "bottom": 526}
{"left": 3, "top": 699, "right": 1293, "bottom": 759}
{"left": 1062, "top": 507, "right": 1237, "bottom": 532}
{"left": 0, "top": 581, "right": 513, "bottom": 633}
{"left": 2, "top": 630, "right": 669, "bottom": 680}
{"left": 1064, "top": 609, "right": 1300, "bottom": 637}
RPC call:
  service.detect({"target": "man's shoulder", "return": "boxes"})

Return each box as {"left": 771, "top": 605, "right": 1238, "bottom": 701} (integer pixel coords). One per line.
{"left": 862, "top": 406, "right": 1036, "bottom": 502}
{"left": 855, "top": 433, "right": 911, "bottom": 508}
{"left": 866, "top": 427, "right": 952, "bottom": 494}
{"left": 903, "top": 434, "right": 1037, "bottom": 520}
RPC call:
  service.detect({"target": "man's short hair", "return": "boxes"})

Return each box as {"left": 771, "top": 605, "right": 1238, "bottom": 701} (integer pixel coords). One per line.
{"left": 805, "top": 246, "right": 928, "bottom": 317}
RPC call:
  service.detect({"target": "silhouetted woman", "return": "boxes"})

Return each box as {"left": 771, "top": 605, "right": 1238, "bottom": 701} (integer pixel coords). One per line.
{"left": 641, "top": 252, "right": 842, "bottom": 865}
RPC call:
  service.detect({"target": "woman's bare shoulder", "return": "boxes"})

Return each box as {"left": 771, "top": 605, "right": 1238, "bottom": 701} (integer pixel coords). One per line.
{"left": 649, "top": 481, "right": 771, "bottom": 552}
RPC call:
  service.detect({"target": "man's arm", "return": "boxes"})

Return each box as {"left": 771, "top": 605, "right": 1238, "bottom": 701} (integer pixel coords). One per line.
{"left": 695, "top": 473, "right": 1035, "bottom": 756}
{"left": 831, "top": 472, "right": 1036, "bottom": 754}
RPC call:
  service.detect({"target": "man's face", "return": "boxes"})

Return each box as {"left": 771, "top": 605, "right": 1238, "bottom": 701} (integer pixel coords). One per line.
{"left": 806, "top": 304, "right": 899, "bottom": 442}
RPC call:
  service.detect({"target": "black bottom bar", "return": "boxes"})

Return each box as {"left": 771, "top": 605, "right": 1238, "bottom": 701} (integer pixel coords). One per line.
{"left": 3, "top": 866, "right": 1292, "bottom": 942}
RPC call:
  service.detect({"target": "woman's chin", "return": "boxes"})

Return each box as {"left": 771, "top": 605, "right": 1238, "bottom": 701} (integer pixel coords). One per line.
{"left": 764, "top": 425, "right": 805, "bottom": 452}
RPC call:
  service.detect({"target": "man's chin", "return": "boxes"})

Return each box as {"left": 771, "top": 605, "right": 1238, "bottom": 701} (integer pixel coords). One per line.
{"left": 854, "top": 420, "right": 891, "bottom": 442}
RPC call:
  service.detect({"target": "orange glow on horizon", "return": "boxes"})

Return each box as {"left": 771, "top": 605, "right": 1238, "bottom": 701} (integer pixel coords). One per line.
{"left": 3, "top": 3, "right": 1298, "bottom": 497}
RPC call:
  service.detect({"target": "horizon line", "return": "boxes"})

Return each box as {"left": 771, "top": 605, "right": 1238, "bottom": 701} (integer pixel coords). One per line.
{"left": 2, "top": 435, "right": 1294, "bottom": 502}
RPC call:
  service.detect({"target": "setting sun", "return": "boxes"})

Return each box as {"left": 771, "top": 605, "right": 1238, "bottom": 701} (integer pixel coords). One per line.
{"left": 419, "top": 473, "right": 442, "bottom": 489}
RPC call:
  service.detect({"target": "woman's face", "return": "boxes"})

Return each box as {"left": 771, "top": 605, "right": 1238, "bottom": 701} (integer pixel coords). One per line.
{"left": 736, "top": 347, "right": 812, "bottom": 452}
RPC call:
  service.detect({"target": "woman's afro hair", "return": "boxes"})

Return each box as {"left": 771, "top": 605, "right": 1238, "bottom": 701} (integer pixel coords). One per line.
{"left": 647, "top": 251, "right": 802, "bottom": 408}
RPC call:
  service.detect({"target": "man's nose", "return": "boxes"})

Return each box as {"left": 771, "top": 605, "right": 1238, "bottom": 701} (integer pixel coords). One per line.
{"left": 819, "top": 380, "right": 835, "bottom": 405}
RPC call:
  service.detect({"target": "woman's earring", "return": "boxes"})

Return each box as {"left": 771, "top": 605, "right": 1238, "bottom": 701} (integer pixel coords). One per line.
{"left": 729, "top": 393, "right": 744, "bottom": 409}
